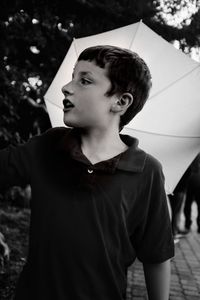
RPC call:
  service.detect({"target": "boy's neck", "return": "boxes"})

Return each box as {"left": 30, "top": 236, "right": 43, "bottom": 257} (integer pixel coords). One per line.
{"left": 80, "top": 127, "right": 128, "bottom": 165}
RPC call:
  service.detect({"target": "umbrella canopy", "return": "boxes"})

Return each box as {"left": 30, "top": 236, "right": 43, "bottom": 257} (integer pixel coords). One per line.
{"left": 44, "top": 20, "right": 200, "bottom": 194}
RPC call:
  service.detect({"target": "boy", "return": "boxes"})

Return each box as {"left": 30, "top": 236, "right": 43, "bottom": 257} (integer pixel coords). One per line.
{"left": 0, "top": 45, "right": 174, "bottom": 300}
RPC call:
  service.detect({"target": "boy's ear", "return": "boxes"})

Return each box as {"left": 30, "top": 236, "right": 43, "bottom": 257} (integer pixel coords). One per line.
{"left": 111, "top": 93, "right": 133, "bottom": 115}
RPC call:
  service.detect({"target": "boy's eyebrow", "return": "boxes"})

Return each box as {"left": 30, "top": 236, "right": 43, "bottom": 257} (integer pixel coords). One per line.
{"left": 80, "top": 71, "right": 93, "bottom": 76}
{"left": 72, "top": 70, "right": 93, "bottom": 78}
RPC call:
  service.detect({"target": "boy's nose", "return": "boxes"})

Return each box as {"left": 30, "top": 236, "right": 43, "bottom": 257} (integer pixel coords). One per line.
{"left": 61, "top": 82, "right": 74, "bottom": 95}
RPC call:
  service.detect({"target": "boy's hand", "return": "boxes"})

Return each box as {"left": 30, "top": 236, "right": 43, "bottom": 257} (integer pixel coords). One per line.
{"left": 0, "top": 231, "right": 10, "bottom": 273}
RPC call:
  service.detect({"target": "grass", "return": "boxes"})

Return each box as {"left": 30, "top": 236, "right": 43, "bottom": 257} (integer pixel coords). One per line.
{"left": 0, "top": 204, "right": 30, "bottom": 300}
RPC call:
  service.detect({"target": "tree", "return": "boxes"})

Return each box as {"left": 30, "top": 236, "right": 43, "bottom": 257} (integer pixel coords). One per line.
{"left": 153, "top": 0, "right": 200, "bottom": 51}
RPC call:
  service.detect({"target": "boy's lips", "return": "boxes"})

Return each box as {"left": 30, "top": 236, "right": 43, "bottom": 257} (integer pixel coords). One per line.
{"left": 63, "top": 99, "right": 75, "bottom": 110}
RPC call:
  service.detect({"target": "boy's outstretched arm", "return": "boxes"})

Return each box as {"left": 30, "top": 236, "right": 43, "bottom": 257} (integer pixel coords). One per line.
{"left": 143, "top": 259, "right": 171, "bottom": 300}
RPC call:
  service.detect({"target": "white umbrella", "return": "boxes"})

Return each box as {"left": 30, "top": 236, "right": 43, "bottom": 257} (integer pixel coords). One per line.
{"left": 44, "top": 20, "right": 200, "bottom": 194}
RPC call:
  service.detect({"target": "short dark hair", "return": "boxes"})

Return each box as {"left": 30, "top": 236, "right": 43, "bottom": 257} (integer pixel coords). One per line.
{"left": 78, "top": 45, "right": 152, "bottom": 130}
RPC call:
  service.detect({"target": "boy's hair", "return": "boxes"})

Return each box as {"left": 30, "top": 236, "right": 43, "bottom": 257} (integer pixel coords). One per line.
{"left": 77, "top": 45, "right": 152, "bottom": 130}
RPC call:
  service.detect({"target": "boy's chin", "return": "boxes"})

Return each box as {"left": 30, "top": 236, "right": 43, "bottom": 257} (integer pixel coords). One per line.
{"left": 63, "top": 117, "right": 79, "bottom": 128}
{"left": 63, "top": 115, "right": 101, "bottom": 131}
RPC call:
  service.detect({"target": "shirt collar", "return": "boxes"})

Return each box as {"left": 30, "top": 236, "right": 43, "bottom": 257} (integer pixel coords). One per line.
{"left": 57, "top": 128, "right": 147, "bottom": 173}
{"left": 117, "top": 134, "right": 147, "bottom": 172}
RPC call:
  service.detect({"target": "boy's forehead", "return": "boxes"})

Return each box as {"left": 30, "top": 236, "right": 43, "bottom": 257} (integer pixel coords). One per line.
{"left": 73, "top": 60, "right": 108, "bottom": 77}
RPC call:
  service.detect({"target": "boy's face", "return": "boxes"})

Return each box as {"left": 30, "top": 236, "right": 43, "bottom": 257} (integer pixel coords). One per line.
{"left": 62, "top": 60, "right": 118, "bottom": 130}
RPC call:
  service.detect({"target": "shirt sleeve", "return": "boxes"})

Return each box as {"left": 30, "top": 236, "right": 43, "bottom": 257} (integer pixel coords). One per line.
{"left": 0, "top": 140, "right": 34, "bottom": 189}
{"left": 130, "top": 155, "right": 174, "bottom": 263}
{"left": 0, "top": 127, "right": 69, "bottom": 189}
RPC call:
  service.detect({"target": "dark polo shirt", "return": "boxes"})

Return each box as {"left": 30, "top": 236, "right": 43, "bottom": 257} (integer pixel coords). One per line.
{"left": 0, "top": 127, "right": 174, "bottom": 300}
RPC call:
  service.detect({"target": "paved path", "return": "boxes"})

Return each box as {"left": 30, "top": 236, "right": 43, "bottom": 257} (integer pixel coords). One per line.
{"left": 126, "top": 203, "right": 200, "bottom": 299}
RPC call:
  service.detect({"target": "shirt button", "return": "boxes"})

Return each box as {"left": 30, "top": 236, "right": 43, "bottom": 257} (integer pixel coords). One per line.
{"left": 87, "top": 169, "right": 93, "bottom": 174}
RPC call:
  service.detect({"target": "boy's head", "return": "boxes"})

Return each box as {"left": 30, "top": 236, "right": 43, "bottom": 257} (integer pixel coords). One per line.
{"left": 77, "top": 45, "right": 152, "bottom": 130}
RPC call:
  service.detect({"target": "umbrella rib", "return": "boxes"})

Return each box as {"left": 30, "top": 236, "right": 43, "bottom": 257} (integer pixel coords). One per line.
{"left": 149, "top": 64, "right": 200, "bottom": 100}
{"left": 128, "top": 128, "right": 200, "bottom": 139}
{"left": 129, "top": 19, "right": 142, "bottom": 50}
{"left": 73, "top": 38, "right": 79, "bottom": 58}
{"left": 45, "top": 98, "right": 62, "bottom": 109}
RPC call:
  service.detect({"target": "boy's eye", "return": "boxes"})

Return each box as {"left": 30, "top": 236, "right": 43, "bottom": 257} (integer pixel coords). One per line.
{"left": 80, "top": 78, "right": 92, "bottom": 85}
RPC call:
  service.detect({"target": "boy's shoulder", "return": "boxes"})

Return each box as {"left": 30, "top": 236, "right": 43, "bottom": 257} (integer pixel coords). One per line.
{"left": 31, "top": 126, "right": 72, "bottom": 145}
{"left": 120, "top": 133, "right": 163, "bottom": 176}
{"left": 41, "top": 126, "right": 72, "bottom": 140}
{"left": 138, "top": 150, "right": 164, "bottom": 183}
{"left": 140, "top": 150, "right": 164, "bottom": 185}
{"left": 144, "top": 152, "right": 163, "bottom": 173}
{"left": 24, "top": 126, "right": 73, "bottom": 153}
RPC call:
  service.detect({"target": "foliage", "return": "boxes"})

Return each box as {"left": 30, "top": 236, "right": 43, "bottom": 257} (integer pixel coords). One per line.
{"left": 154, "top": 0, "right": 200, "bottom": 51}
{"left": 0, "top": 205, "right": 30, "bottom": 300}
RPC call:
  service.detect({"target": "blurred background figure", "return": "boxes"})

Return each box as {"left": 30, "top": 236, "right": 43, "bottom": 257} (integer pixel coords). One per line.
{"left": 183, "top": 153, "right": 200, "bottom": 233}
{"left": 168, "top": 166, "right": 191, "bottom": 240}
